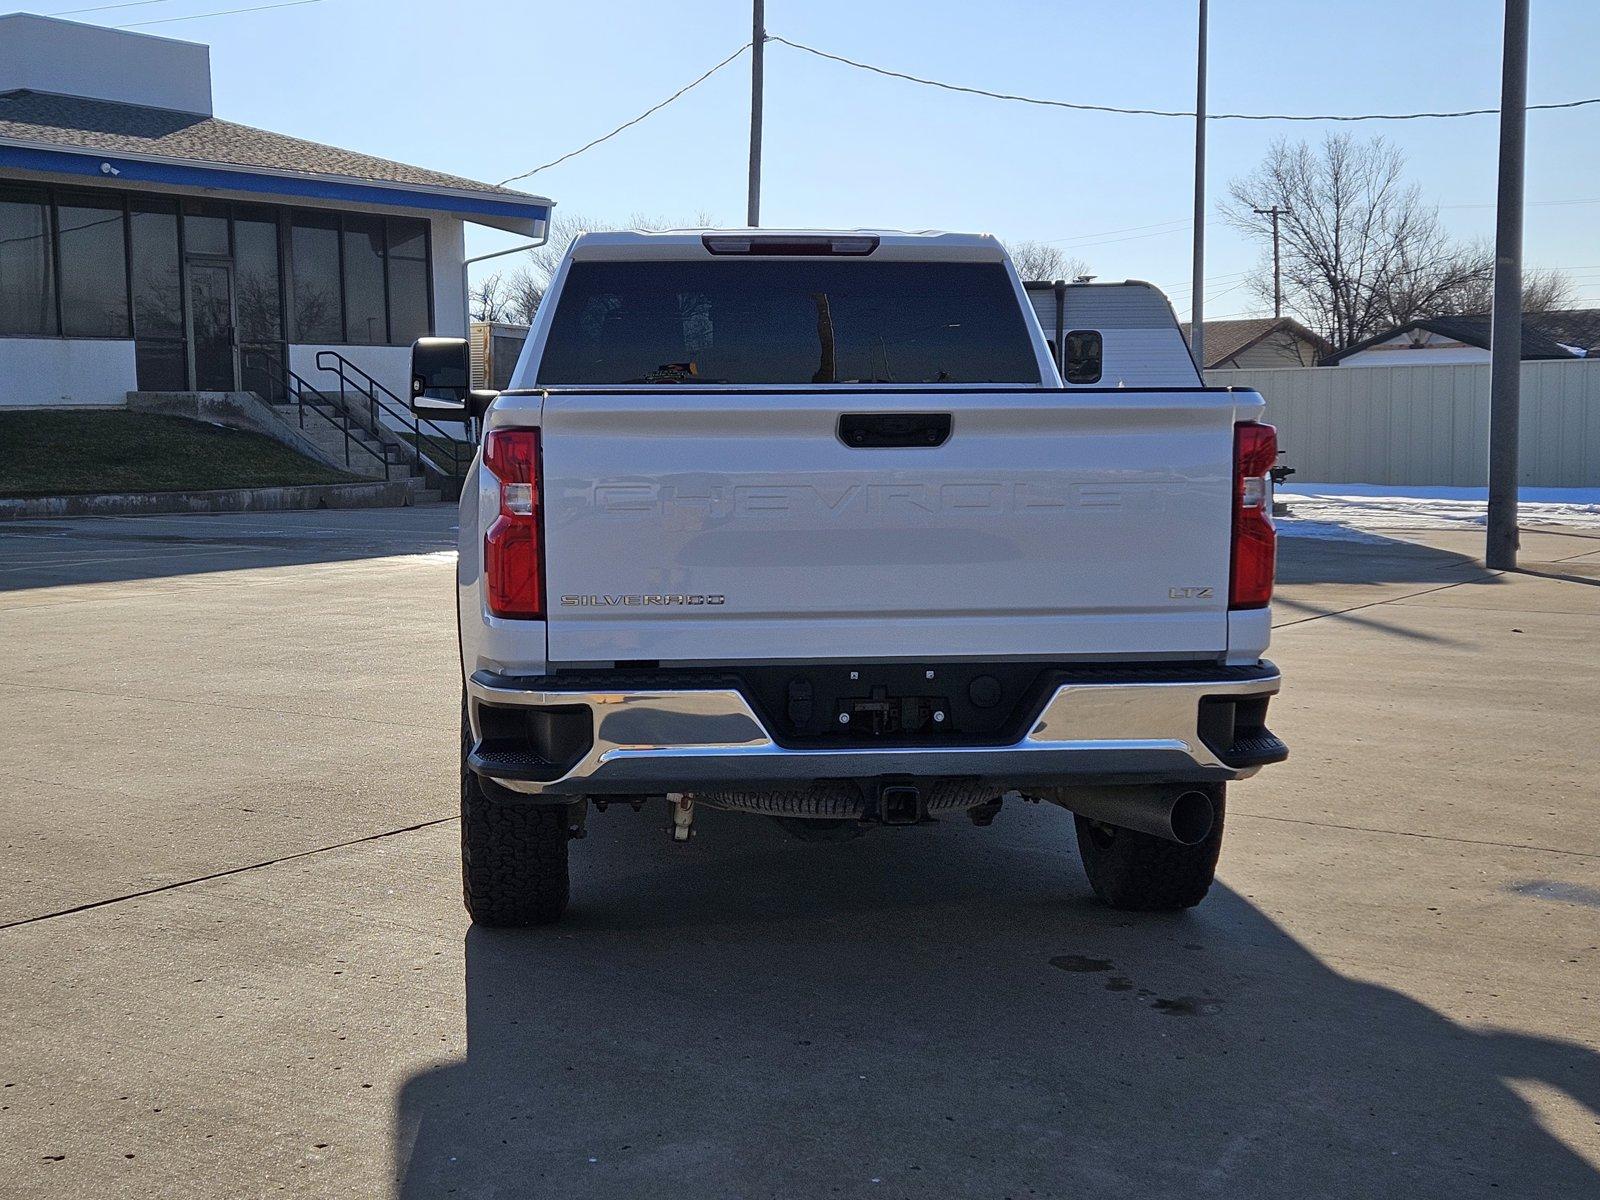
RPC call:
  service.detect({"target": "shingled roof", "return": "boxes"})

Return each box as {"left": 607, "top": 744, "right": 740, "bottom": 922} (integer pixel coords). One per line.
{"left": 1323, "top": 310, "right": 1600, "bottom": 364}
{"left": 1176, "top": 316, "right": 1329, "bottom": 369}
{"left": 0, "top": 88, "right": 527, "bottom": 198}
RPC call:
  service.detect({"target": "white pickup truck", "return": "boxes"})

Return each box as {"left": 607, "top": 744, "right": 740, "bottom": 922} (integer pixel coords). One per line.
{"left": 410, "top": 229, "right": 1286, "bottom": 927}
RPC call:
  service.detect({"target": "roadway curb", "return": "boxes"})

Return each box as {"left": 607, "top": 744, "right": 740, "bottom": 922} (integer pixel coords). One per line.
{"left": 0, "top": 480, "right": 415, "bottom": 520}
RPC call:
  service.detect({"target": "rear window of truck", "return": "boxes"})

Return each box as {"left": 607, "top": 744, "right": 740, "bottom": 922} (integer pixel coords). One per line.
{"left": 535, "top": 260, "right": 1040, "bottom": 385}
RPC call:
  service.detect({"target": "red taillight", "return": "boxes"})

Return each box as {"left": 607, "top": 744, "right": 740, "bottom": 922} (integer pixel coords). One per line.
{"left": 483, "top": 428, "right": 543, "bottom": 618}
{"left": 1230, "top": 421, "right": 1277, "bottom": 609}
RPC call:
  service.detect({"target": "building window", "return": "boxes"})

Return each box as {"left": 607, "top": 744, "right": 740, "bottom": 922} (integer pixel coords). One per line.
{"left": 342, "top": 213, "right": 387, "bottom": 345}
{"left": 235, "top": 206, "right": 285, "bottom": 400}
{"left": 0, "top": 182, "right": 433, "bottom": 356}
{"left": 290, "top": 211, "right": 342, "bottom": 343}
{"left": 386, "top": 217, "right": 431, "bottom": 343}
{"left": 57, "top": 193, "right": 132, "bottom": 338}
{"left": 234, "top": 208, "right": 283, "bottom": 342}
{"left": 181, "top": 199, "right": 230, "bottom": 257}
{"left": 129, "top": 195, "right": 185, "bottom": 389}
{"left": 0, "top": 186, "right": 56, "bottom": 335}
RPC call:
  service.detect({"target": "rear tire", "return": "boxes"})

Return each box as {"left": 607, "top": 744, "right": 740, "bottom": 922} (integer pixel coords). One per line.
{"left": 1073, "top": 785, "right": 1224, "bottom": 911}
{"left": 460, "top": 695, "right": 572, "bottom": 927}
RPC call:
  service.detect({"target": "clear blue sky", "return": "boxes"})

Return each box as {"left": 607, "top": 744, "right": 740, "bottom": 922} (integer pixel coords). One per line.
{"left": 27, "top": 0, "right": 1600, "bottom": 318}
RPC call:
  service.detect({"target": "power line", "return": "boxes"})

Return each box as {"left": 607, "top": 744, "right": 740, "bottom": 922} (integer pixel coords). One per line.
{"left": 49, "top": 0, "right": 172, "bottom": 15}
{"left": 118, "top": 0, "right": 323, "bottom": 26}
{"left": 499, "top": 43, "right": 751, "bottom": 185}
{"left": 769, "top": 34, "right": 1600, "bottom": 122}
{"left": 1045, "top": 217, "right": 1191, "bottom": 245}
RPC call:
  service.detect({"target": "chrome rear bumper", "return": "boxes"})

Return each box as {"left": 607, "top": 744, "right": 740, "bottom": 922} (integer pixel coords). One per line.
{"left": 465, "top": 664, "right": 1284, "bottom": 796}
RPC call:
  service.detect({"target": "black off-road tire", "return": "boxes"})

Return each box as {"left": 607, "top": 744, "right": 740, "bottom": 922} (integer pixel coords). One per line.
{"left": 460, "top": 697, "right": 572, "bottom": 927}
{"left": 1073, "top": 786, "right": 1225, "bottom": 912}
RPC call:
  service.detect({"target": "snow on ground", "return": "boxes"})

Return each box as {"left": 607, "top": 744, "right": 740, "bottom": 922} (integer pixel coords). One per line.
{"left": 1275, "top": 483, "right": 1600, "bottom": 540}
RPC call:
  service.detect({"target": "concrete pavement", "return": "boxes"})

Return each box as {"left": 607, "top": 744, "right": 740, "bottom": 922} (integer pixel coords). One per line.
{"left": 1, "top": 507, "right": 1597, "bottom": 1198}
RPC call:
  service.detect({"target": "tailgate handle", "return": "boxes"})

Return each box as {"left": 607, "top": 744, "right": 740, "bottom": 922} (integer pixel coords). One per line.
{"left": 838, "top": 412, "right": 951, "bottom": 448}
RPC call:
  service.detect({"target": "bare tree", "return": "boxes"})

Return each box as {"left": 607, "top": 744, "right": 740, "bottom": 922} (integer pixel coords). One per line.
{"left": 1225, "top": 134, "right": 1573, "bottom": 349}
{"left": 471, "top": 272, "right": 511, "bottom": 324}
{"left": 490, "top": 210, "right": 722, "bottom": 324}
{"left": 1401, "top": 243, "right": 1575, "bottom": 318}
{"left": 1005, "top": 239, "right": 1092, "bottom": 282}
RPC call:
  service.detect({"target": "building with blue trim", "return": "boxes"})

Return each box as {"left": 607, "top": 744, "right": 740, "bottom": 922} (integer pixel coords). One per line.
{"left": 0, "top": 13, "right": 551, "bottom": 408}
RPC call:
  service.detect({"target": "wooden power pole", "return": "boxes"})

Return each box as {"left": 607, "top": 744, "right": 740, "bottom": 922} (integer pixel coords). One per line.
{"left": 1253, "top": 205, "right": 1291, "bottom": 318}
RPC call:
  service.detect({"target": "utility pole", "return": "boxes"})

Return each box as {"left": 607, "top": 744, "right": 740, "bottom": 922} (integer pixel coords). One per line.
{"left": 1487, "top": 0, "right": 1528, "bottom": 571}
{"left": 1190, "top": 0, "right": 1208, "bottom": 371}
{"left": 1253, "top": 205, "right": 1290, "bottom": 318}
{"left": 747, "top": 0, "right": 765, "bottom": 227}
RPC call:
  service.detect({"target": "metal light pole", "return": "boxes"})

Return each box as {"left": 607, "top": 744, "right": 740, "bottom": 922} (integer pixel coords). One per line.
{"left": 1486, "top": 0, "right": 1528, "bottom": 570}
{"left": 747, "top": 0, "right": 765, "bottom": 227}
{"left": 1190, "top": 0, "right": 1208, "bottom": 370}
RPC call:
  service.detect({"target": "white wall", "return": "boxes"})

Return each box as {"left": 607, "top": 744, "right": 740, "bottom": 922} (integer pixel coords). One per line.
{"left": 288, "top": 342, "right": 473, "bottom": 447}
{"left": 430, "top": 217, "right": 468, "bottom": 338}
{"left": 0, "top": 14, "right": 212, "bottom": 115}
{"left": 0, "top": 339, "right": 137, "bottom": 408}
{"left": 1206, "top": 360, "right": 1600, "bottom": 487}
{"left": 288, "top": 344, "right": 410, "bottom": 403}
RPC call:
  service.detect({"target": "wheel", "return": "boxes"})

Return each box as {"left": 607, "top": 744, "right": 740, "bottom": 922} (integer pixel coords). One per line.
{"left": 1073, "top": 785, "right": 1225, "bottom": 911}
{"left": 460, "top": 695, "right": 573, "bottom": 927}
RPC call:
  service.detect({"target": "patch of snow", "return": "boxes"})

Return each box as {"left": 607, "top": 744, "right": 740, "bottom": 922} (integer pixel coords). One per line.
{"left": 1276, "top": 483, "right": 1600, "bottom": 532}
{"left": 1273, "top": 517, "right": 1394, "bottom": 544}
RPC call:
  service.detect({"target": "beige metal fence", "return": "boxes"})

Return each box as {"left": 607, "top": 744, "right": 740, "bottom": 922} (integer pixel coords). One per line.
{"left": 1205, "top": 360, "right": 1600, "bottom": 487}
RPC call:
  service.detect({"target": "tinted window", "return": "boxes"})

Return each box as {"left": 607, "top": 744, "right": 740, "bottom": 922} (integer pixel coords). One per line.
{"left": 129, "top": 196, "right": 181, "bottom": 339}
{"left": 135, "top": 339, "right": 187, "bottom": 390}
{"left": 290, "top": 212, "right": 341, "bottom": 342}
{"left": 536, "top": 259, "right": 1039, "bottom": 385}
{"left": 0, "top": 187, "right": 55, "bottom": 335}
{"left": 181, "top": 200, "right": 230, "bottom": 256}
{"left": 58, "top": 195, "right": 130, "bottom": 337}
{"left": 386, "top": 217, "right": 430, "bottom": 343}
{"left": 1064, "top": 330, "right": 1103, "bottom": 384}
{"left": 342, "top": 214, "right": 386, "bottom": 345}
{"left": 234, "top": 210, "right": 282, "bottom": 341}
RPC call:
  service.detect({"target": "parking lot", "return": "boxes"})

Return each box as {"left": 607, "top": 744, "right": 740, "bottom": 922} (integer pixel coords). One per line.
{"left": 2, "top": 505, "right": 1598, "bottom": 1199}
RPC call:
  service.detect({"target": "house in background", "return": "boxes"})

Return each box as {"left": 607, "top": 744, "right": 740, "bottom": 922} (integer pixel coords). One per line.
{"left": 0, "top": 13, "right": 551, "bottom": 410}
{"left": 1178, "top": 317, "right": 1329, "bottom": 369}
{"left": 1323, "top": 310, "right": 1600, "bottom": 366}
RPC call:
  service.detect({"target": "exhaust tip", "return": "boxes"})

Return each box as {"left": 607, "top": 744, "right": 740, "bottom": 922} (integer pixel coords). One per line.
{"left": 1169, "top": 790, "right": 1216, "bottom": 846}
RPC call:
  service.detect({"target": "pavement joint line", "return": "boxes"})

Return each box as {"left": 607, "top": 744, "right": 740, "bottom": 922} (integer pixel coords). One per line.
{"left": 0, "top": 679, "right": 441, "bottom": 731}
{"left": 1234, "top": 811, "right": 1600, "bottom": 861}
{"left": 1273, "top": 574, "right": 1497, "bottom": 629}
{"left": 1387, "top": 600, "right": 1600, "bottom": 619}
{"left": 0, "top": 815, "right": 459, "bottom": 932}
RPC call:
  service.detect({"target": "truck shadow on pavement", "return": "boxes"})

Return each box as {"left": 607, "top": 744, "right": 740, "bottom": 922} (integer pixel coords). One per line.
{"left": 1276, "top": 531, "right": 1494, "bottom": 589}
{"left": 393, "top": 805, "right": 1600, "bottom": 1199}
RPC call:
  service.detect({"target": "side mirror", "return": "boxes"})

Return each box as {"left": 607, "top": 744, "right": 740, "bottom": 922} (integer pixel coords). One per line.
{"left": 410, "top": 337, "right": 497, "bottom": 421}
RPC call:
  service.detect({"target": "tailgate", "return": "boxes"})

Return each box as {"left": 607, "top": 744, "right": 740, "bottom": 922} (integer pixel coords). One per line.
{"left": 539, "top": 389, "right": 1253, "bottom": 665}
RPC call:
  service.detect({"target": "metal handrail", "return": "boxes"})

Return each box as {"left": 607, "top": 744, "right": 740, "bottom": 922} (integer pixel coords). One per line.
{"left": 243, "top": 348, "right": 391, "bottom": 480}
{"left": 314, "top": 350, "right": 471, "bottom": 482}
